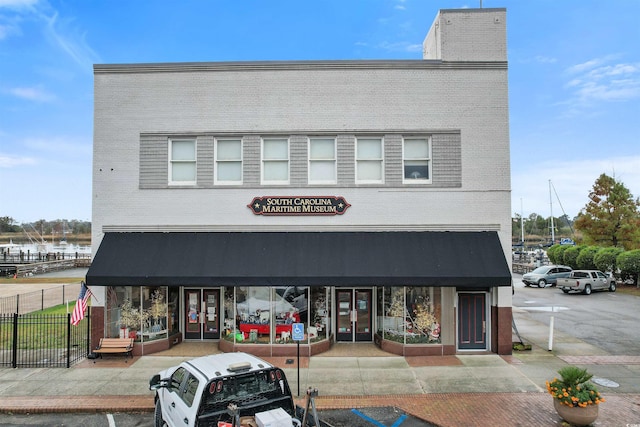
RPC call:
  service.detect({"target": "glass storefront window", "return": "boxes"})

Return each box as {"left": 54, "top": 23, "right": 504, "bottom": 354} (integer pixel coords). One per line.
{"left": 406, "top": 287, "right": 441, "bottom": 344}
{"left": 222, "top": 286, "right": 322, "bottom": 344}
{"left": 235, "top": 286, "right": 272, "bottom": 343}
{"left": 106, "top": 286, "right": 141, "bottom": 340}
{"left": 106, "top": 286, "right": 170, "bottom": 342}
{"left": 380, "top": 286, "right": 441, "bottom": 344}
{"left": 309, "top": 286, "right": 329, "bottom": 342}
{"left": 382, "top": 286, "right": 405, "bottom": 343}
{"left": 141, "top": 287, "right": 168, "bottom": 342}
{"left": 274, "top": 286, "right": 308, "bottom": 343}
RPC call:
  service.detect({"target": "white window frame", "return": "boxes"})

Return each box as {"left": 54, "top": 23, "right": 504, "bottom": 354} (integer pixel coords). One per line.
{"left": 402, "top": 137, "right": 432, "bottom": 184}
{"left": 308, "top": 137, "right": 337, "bottom": 185}
{"left": 168, "top": 138, "right": 197, "bottom": 186}
{"left": 261, "top": 138, "right": 289, "bottom": 185}
{"left": 214, "top": 138, "right": 243, "bottom": 185}
{"left": 355, "top": 137, "right": 384, "bottom": 184}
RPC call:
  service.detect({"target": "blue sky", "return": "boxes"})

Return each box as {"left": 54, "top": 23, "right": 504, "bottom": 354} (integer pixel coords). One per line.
{"left": 0, "top": 0, "right": 638, "bottom": 225}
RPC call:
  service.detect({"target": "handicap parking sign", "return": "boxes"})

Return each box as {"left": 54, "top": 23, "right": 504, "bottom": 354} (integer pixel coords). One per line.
{"left": 292, "top": 323, "right": 304, "bottom": 341}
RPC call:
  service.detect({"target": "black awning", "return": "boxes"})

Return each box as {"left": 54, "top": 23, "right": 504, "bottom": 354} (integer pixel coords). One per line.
{"left": 86, "top": 231, "right": 511, "bottom": 287}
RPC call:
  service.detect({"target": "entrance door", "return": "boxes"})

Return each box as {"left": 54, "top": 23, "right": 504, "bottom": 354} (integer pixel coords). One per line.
{"left": 184, "top": 289, "right": 220, "bottom": 340}
{"left": 458, "top": 293, "right": 486, "bottom": 350}
{"left": 336, "top": 289, "right": 372, "bottom": 342}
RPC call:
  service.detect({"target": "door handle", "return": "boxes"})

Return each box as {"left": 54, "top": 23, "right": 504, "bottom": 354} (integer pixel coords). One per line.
{"left": 171, "top": 401, "right": 175, "bottom": 408}
{"left": 183, "top": 418, "right": 188, "bottom": 424}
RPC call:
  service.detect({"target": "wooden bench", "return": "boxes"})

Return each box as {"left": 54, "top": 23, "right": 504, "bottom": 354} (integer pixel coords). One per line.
{"left": 93, "top": 338, "right": 134, "bottom": 362}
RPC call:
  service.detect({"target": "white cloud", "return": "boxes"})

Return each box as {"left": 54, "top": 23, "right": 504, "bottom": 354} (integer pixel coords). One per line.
{"left": 42, "top": 11, "right": 100, "bottom": 70}
{"left": 0, "top": 1, "right": 100, "bottom": 69}
{"left": 0, "top": 21, "right": 17, "bottom": 39}
{"left": 560, "top": 56, "right": 640, "bottom": 114}
{"left": 377, "top": 40, "right": 422, "bottom": 53}
{"left": 534, "top": 55, "right": 557, "bottom": 64}
{"left": 566, "top": 58, "right": 606, "bottom": 74}
{"left": 24, "top": 135, "right": 91, "bottom": 158}
{"left": 0, "top": 153, "right": 37, "bottom": 168}
{"left": 394, "top": 0, "right": 406, "bottom": 9}
{"left": 0, "top": 135, "right": 90, "bottom": 170}
{"left": 9, "top": 85, "right": 55, "bottom": 102}
{"left": 0, "top": 0, "right": 39, "bottom": 9}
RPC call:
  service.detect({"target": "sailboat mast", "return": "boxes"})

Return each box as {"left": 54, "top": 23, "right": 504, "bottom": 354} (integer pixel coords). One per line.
{"left": 520, "top": 198, "right": 525, "bottom": 246}
{"left": 549, "top": 180, "right": 555, "bottom": 244}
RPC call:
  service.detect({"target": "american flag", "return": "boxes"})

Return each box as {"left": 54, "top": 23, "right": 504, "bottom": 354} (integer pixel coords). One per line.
{"left": 70, "top": 282, "right": 93, "bottom": 326}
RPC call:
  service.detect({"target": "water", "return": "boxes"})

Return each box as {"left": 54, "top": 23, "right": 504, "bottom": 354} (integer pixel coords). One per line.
{"left": 1, "top": 242, "right": 91, "bottom": 255}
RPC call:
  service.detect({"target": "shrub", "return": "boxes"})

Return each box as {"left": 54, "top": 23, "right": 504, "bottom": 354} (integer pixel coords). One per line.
{"left": 594, "top": 247, "right": 623, "bottom": 275}
{"left": 617, "top": 249, "right": 640, "bottom": 286}
{"left": 563, "top": 245, "right": 584, "bottom": 269}
{"left": 576, "top": 246, "right": 599, "bottom": 270}
{"left": 546, "top": 366, "right": 605, "bottom": 408}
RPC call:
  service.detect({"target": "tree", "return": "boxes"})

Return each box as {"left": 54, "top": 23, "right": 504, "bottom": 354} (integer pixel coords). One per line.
{"left": 574, "top": 174, "right": 640, "bottom": 250}
{"left": 617, "top": 249, "right": 640, "bottom": 287}
{"left": 0, "top": 216, "right": 20, "bottom": 232}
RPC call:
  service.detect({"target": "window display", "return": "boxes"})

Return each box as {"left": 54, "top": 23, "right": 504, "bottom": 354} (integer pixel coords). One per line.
{"left": 222, "top": 285, "right": 329, "bottom": 344}
{"left": 309, "top": 287, "right": 329, "bottom": 341}
{"left": 380, "top": 286, "right": 441, "bottom": 344}
{"left": 106, "top": 286, "right": 168, "bottom": 342}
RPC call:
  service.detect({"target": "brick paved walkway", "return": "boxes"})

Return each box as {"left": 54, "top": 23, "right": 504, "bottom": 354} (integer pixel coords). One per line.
{"left": 2, "top": 393, "right": 638, "bottom": 426}
{"left": 560, "top": 355, "right": 640, "bottom": 365}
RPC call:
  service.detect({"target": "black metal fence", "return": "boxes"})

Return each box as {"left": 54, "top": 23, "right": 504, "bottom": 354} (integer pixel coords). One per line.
{"left": 0, "top": 312, "right": 90, "bottom": 368}
{"left": 0, "top": 283, "right": 81, "bottom": 314}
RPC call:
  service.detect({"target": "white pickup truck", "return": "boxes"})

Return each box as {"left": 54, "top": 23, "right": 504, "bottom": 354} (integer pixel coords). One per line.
{"left": 556, "top": 270, "right": 617, "bottom": 295}
{"left": 149, "top": 352, "right": 306, "bottom": 427}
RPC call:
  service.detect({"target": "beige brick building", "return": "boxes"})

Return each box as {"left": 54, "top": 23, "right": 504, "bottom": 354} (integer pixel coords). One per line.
{"left": 87, "top": 8, "right": 513, "bottom": 357}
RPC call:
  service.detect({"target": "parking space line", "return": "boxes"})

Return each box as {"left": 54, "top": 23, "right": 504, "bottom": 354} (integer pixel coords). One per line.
{"left": 351, "top": 409, "right": 407, "bottom": 427}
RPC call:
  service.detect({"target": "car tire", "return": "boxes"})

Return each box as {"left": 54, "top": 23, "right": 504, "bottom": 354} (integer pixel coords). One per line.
{"left": 154, "top": 399, "right": 166, "bottom": 427}
{"left": 583, "top": 285, "right": 592, "bottom": 295}
{"left": 538, "top": 279, "right": 547, "bottom": 288}
{"left": 609, "top": 282, "right": 616, "bottom": 292}
{"left": 562, "top": 289, "right": 569, "bottom": 294}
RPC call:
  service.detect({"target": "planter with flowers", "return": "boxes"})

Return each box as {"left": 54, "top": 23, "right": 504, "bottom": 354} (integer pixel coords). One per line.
{"left": 546, "top": 365, "right": 605, "bottom": 426}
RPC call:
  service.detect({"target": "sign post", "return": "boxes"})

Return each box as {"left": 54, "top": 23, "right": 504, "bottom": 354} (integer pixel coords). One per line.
{"left": 292, "top": 323, "right": 304, "bottom": 396}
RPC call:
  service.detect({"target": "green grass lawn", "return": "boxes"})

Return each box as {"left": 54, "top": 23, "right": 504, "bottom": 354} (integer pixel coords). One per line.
{"left": 1, "top": 303, "right": 88, "bottom": 349}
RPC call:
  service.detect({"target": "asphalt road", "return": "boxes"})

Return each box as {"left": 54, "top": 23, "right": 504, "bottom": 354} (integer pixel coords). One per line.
{"left": 512, "top": 273, "right": 640, "bottom": 355}
{"left": 0, "top": 408, "right": 436, "bottom": 427}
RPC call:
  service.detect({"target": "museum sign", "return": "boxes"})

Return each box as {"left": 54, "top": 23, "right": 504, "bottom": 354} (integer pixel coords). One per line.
{"left": 248, "top": 196, "right": 351, "bottom": 216}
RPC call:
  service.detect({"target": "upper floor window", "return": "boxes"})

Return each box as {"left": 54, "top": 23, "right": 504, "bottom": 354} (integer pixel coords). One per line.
{"left": 262, "top": 138, "right": 289, "bottom": 184}
{"left": 356, "top": 138, "right": 384, "bottom": 184}
{"left": 169, "top": 139, "right": 196, "bottom": 185}
{"left": 308, "top": 137, "right": 336, "bottom": 184}
{"left": 215, "top": 138, "right": 242, "bottom": 185}
{"left": 403, "top": 138, "right": 431, "bottom": 184}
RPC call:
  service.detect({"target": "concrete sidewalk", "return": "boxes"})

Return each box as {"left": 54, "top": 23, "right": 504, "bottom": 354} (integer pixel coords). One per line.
{"left": 0, "top": 309, "right": 639, "bottom": 426}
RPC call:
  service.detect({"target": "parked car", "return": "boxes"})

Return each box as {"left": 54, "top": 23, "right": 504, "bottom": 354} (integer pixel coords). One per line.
{"left": 522, "top": 265, "right": 572, "bottom": 288}
{"left": 149, "top": 352, "right": 298, "bottom": 427}
{"left": 557, "top": 270, "right": 617, "bottom": 295}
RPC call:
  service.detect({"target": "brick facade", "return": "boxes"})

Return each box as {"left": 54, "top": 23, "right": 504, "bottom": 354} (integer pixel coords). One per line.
{"left": 91, "top": 8, "right": 512, "bottom": 355}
